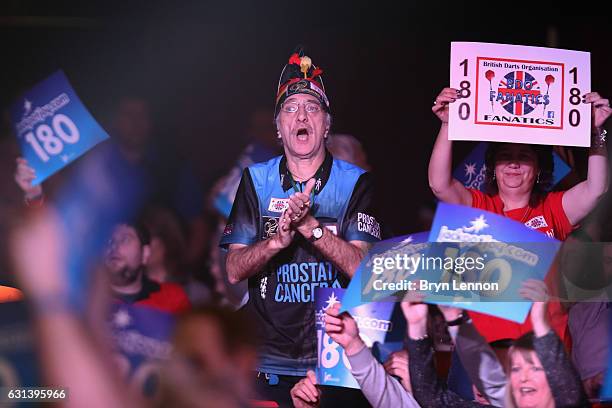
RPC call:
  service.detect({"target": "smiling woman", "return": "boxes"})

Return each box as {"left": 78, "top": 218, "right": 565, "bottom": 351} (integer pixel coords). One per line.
{"left": 484, "top": 143, "right": 554, "bottom": 198}
{"left": 404, "top": 280, "right": 589, "bottom": 408}
{"left": 506, "top": 334, "right": 555, "bottom": 408}
{"left": 427, "top": 85, "right": 611, "bottom": 344}
{"left": 428, "top": 87, "right": 610, "bottom": 241}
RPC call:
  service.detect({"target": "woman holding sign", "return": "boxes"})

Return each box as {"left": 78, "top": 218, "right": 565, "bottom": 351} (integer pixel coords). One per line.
{"left": 427, "top": 87, "right": 611, "bottom": 342}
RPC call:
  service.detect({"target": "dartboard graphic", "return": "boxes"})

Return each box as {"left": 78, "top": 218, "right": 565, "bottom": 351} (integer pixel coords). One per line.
{"left": 498, "top": 71, "right": 541, "bottom": 116}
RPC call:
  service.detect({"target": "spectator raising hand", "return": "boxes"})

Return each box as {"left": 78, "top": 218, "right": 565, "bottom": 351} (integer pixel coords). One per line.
{"left": 323, "top": 302, "right": 365, "bottom": 356}
{"left": 382, "top": 350, "right": 412, "bottom": 393}
{"left": 319, "top": 302, "right": 420, "bottom": 407}
{"left": 401, "top": 291, "right": 428, "bottom": 339}
{"left": 10, "top": 207, "right": 141, "bottom": 408}
{"left": 14, "top": 157, "right": 43, "bottom": 202}
{"left": 519, "top": 279, "right": 551, "bottom": 337}
{"left": 10, "top": 207, "right": 67, "bottom": 303}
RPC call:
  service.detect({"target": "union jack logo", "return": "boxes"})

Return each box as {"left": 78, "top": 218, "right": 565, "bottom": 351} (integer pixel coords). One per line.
{"left": 498, "top": 71, "right": 541, "bottom": 116}
{"left": 524, "top": 215, "right": 548, "bottom": 230}
{"left": 268, "top": 198, "right": 289, "bottom": 213}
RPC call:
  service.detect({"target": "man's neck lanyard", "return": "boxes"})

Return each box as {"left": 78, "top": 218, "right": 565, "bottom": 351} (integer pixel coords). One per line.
{"left": 288, "top": 176, "right": 315, "bottom": 206}
{"left": 287, "top": 165, "right": 324, "bottom": 207}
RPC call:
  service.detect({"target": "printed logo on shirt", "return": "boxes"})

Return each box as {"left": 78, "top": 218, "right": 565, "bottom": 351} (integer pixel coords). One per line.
{"left": 524, "top": 216, "right": 549, "bottom": 230}
{"left": 545, "top": 229, "right": 555, "bottom": 238}
{"left": 357, "top": 212, "right": 381, "bottom": 239}
{"left": 260, "top": 276, "right": 268, "bottom": 299}
{"left": 262, "top": 216, "right": 280, "bottom": 239}
{"left": 268, "top": 198, "right": 290, "bottom": 213}
{"left": 223, "top": 223, "right": 233, "bottom": 236}
{"left": 273, "top": 261, "right": 341, "bottom": 303}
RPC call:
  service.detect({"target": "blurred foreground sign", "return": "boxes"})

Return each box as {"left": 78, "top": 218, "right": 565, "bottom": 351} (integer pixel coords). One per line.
{"left": 109, "top": 303, "right": 175, "bottom": 401}
{"left": 315, "top": 287, "right": 401, "bottom": 389}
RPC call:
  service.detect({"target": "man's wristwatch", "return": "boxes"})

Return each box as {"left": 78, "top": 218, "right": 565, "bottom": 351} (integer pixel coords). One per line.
{"left": 308, "top": 225, "right": 324, "bottom": 243}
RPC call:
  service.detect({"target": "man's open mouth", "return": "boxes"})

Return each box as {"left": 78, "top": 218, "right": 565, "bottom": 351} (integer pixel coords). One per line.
{"left": 296, "top": 128, "right": 310, "bottom": 140}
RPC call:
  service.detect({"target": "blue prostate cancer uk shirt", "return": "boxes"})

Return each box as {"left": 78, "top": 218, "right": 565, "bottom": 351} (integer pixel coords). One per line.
{"left": 220, "top": 151, "right": 381, "bottom": 376}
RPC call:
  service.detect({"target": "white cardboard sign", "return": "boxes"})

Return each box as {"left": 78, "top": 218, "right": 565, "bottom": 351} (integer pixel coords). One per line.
{"left": 449, "top": 42, "right": 591, "bottom": 147}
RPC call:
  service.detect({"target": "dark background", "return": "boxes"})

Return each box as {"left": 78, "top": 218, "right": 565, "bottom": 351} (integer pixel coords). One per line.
{"left": 1, "top": 1, "right": 610, "bottom": 235}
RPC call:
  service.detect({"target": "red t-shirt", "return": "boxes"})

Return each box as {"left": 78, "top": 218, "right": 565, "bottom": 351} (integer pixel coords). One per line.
{"left": 468, "top": 189, "right": 573, "bottom": 343}
{"left": 470, "top": 189, "right": 573, "bottom": 240}
{"left": 116, "top": 277, "right": 191, "bottom": 315}
{"left": 135, "top": 282, "right": 192, "bottom": 314}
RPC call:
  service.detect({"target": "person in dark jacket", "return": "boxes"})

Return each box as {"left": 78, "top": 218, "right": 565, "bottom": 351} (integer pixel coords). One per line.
{"left": 404, "top": 280, "right": 589, "bottom": 408}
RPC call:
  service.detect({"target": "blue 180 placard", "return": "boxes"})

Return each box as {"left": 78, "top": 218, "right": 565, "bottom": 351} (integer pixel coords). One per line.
{"left": 9, "top": 70, "right": 109, "bottom": 185}
{"left": 340, "top": 232, "right": 430, "bottom": 313}
{"left": 424, "top": 203, "right": 561, "bottom": 322}
{"left": 315, "top": 287, "right": 396, "bottom": 389}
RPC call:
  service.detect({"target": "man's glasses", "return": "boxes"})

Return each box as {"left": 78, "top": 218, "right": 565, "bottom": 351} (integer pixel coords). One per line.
{"left": 280, "top": 101, "right": 322, "bottom": 114}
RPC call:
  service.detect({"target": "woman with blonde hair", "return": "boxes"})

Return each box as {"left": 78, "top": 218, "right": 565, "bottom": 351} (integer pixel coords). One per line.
{"left": 404, "top": 280, "right": 589, "bottom": 407}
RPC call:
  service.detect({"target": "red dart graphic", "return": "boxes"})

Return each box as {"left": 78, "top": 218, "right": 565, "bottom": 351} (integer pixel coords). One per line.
{"left": 543, "top": 75, "right": 555, "bottom": 115}
{"left": 486, "top": 70, "right": 495, "bottom": 112}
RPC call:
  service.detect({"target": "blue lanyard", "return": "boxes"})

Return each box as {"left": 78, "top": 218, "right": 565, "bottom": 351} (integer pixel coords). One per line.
{"left": 288, "top": 175, "right": 316, "bottom": 208}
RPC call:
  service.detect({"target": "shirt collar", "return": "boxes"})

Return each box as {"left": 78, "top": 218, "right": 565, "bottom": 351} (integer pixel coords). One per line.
{"left": 279, "top": 150, "right": 333, "bottom": 194}
{"left": 115, "top": 272, "right": 160, "bottom": 303}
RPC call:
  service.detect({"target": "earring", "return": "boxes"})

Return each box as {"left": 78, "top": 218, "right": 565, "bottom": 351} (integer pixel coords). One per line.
{"left": 492, "top": 172, "right": 496, "bottom": 181}
{"left": 277, "top": 133, "right": 282, "bottom": 139}
{"left": 536, "top": 172, "right": 541, "bottom": 184}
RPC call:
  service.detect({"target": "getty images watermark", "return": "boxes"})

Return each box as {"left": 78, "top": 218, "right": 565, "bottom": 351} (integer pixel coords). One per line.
{"left": 359, "top": 240, "right": 569, "bottom": 302}
{"left": 369, "top": 251, "right": 499, "bottom": 293}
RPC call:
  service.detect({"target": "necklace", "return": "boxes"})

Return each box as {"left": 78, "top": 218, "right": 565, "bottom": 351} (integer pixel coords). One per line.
{"left": 518, "top": 206, "right": 530, "bottom": 224}
{"left": 499, "top": 192, "right": 532, "bottom": 225}
{"left": 286, "top": 163, "right": 325, "bottom": 209}
{"left": 288, "top": 173, "right": 316, "bottom": 207}
{"left": 283, "top": 152, "right": 328, "bottom": 210}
